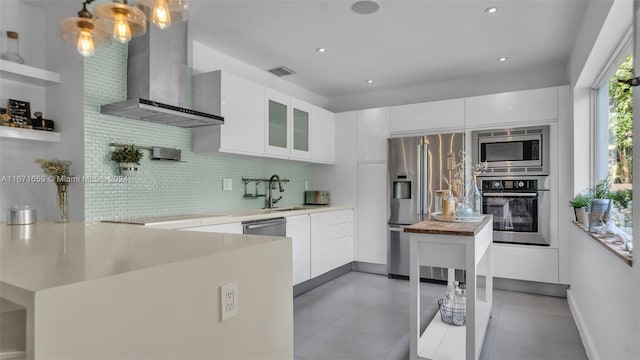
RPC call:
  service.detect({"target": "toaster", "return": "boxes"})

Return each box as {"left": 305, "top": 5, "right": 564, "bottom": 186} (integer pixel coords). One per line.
{"left": 304, "top": 191, "right": 330, "bottom": 205}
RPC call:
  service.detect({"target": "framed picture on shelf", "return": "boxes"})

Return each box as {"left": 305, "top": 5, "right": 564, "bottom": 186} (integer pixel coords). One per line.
{"left": 8, "top": 99, "right": 31, "bottom": 124}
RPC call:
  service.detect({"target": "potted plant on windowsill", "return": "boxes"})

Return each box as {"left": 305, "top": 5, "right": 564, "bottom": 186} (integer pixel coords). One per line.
{"left": 111, "top": 145, "right": 143, "bottom": 176}
{"left": 591, "top": 179, "right": 612, "bottom": 221}
{"left": 569, "top": 193, "right": 591, "bottom": 226}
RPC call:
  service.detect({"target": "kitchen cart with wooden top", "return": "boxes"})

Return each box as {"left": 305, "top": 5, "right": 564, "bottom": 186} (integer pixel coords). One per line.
{"left": 405, "top": 215, "right": 493, "bottom": 360}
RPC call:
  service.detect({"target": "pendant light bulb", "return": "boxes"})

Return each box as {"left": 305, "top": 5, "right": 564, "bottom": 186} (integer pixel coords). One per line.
{"left": 77, "top": 29, "right": 95, "bottom": 56}
{"left": 113, "top": 13, "right": 132, "bottom": 43}
{"left": 152, "top": 0, "right": 172, "bottom": 29}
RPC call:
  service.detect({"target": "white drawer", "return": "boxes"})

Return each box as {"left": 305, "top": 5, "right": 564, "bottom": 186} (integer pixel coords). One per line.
{"left": 330, "top": 210, "right": 353, "bottom": 225}
{"left": 330, "top": 222, "right": 353, "bottom": 239}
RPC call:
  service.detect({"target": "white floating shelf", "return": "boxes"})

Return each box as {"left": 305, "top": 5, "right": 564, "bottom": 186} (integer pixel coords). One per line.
{"left": 0, "top": 127, "right": 60, "bottom": 142}
{"left": 0, "top": 59, "right": 61, "bottom": 86}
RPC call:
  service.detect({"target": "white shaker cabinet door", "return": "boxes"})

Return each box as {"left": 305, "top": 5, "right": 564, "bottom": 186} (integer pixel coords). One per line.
{"left": 287, "top": 215, "right": 311, "bottom": 285}
{"left": 356, "top": 163, "right": 388, "bottom": 265}
{"left": 357, "top": 107, "right": 390, "bottom": 162}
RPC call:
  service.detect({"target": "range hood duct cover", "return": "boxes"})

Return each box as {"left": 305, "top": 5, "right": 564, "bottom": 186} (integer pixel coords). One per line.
{"left": 100, "top": 22, "right": 223, "bottom": 128}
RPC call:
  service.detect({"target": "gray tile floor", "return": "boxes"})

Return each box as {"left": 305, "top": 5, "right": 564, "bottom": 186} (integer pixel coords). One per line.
{"left": 294, "top": 272, "right": 587, "bottom": 360}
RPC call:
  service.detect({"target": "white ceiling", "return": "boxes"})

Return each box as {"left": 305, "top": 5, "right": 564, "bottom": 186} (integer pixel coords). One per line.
{"left": 188, "top": 0, "right": 588, "bottom": 101}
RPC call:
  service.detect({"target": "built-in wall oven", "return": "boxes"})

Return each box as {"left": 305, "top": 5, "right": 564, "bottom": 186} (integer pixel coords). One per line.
{"left": 480, "top": 177, "right": 550, "bottom": 246}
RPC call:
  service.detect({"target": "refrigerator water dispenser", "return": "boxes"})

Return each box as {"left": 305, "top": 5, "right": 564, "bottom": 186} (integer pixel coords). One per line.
{"left": 393, "top": 180, "right": 411, "bottom": 199}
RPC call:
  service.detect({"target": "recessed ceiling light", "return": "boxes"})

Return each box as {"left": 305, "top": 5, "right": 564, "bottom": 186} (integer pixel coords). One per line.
{"left": 316, "top": 47, "right": 327, "bottom": 53}
{"left": 366, "top": 79, "right": 374, "bottom": 84}
{"left": 485, "top": 7, "right": 498, "bottom": 14}
{"left": 352, "top": 1, "right": 380, "bottom": 15}
{"left": 497, "top": 57, "right": 508, "bottom": 62}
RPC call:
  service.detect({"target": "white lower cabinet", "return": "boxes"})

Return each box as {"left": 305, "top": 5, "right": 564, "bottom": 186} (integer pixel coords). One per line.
{"left": 493, "top": 245, "right": 558, "bottom": 283}
{"left": 310, "top": 210, "right": 354, "bottom": 278}
{"left": 179, "top": 222, "right": 243, "bottom": 234}
{"left": 287, "top": 215, "right": 311, "bottom": 285}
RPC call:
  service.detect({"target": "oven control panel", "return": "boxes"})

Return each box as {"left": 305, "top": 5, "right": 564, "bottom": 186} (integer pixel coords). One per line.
{"left": 481, "top": 179, "right": 537, "bottom": 191}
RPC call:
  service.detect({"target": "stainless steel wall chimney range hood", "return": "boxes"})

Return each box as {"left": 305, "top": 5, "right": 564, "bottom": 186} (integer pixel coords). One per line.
{"left": 100, "top": 22, "right": 223, "bottom": 128}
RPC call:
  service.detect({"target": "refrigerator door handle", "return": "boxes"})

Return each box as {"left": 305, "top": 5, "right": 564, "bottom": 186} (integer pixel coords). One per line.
{"left": 389, "top": 227, "right": 405, "bottom": 232}
{"left": 422, "top": 142, "right": 429, "bottom": 220}
{"left": 416, "top": 144, "right": 422, "bottom": 217}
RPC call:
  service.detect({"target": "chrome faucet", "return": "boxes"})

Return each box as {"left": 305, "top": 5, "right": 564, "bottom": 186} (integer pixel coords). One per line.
{"left": 266, "top": 174, "right": 285, "bottom": 208}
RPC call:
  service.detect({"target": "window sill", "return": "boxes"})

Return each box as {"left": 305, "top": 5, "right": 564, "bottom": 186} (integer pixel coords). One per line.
{"left": 572, "top": 221, "right": 633, "bottom": 266}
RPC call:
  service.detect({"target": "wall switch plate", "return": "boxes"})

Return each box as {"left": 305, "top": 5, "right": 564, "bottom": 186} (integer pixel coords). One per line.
{"left": 220, "top": 282, "right": 238, "bottom": 321}
{"left": 222, "top": 178, "right": 232, "bottom": 191}
{"left": 304, "top": 180, "right": 309, "bottom": 191}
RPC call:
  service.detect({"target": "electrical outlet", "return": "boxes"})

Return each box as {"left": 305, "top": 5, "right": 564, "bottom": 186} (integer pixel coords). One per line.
{"left": 220, "top": 282, "right": 238, "bottom": 321}
{"left": 304, "top": 180, "right": 310, "bottom": 191}
{"left": 222, "top": 178, "right": 232, "bottom": 191}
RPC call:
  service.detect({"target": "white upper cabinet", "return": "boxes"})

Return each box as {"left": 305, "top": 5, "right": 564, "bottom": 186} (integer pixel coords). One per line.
{"left": 389, "top": 98, "right": 465, "bottom": 134}
{"left": 193, "top": 70, "right": 333, "bottom": 164}
{"left": 357, "top": 107, "right": 390, "bottom": 162}
{"left": 289, "top": 98, "right": 312, "bottom": 161}
{"left": 465, "top": 87, "right": 558, "bottom": 128}
{"left": 311, "top": 105, "right": 336, "bottom": 164}
{"left": 193, "top": 70, "right": 265, "bottom": 156}
{"left": 264, "top": 88, "right": 292, "bottom": 159}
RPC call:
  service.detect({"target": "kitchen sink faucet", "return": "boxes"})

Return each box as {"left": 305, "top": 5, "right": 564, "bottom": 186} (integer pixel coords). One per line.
{"left": 266, "top": 174, "right": 285, "bottom": 208}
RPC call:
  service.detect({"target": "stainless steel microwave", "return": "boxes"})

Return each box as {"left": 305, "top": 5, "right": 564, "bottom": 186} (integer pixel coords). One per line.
{"left": 472, "top": 125, "right": 550, "bottom": 176}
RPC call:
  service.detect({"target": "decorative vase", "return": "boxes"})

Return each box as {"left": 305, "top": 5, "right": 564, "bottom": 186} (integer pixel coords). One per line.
{"left": 56, "top": 183, "right": 69, "bottom": 223}
{"left": 455, "top": 202, "right": 473, "bottom": 218}
{"left": 119, "top": 162, "right": 138, "bottom": 177}
{"left": 471, "top": 175, "right": 482, "bottom": 215}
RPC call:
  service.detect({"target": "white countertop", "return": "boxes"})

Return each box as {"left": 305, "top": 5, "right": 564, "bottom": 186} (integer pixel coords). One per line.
{"left": 0, "top": 222, "right": 285, "bottom": 293}
{"left": 111, "top": 205, "right": 353, "bottom": 229}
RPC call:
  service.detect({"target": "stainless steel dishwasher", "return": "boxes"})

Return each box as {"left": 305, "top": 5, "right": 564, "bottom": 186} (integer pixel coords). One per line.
{"left": 242, "top": 217, "right": 286, "bottom": 236}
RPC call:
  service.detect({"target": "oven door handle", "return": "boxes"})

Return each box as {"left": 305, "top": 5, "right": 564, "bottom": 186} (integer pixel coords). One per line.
{"left": 483, "top": 192, "right": 538, "bottom": 197}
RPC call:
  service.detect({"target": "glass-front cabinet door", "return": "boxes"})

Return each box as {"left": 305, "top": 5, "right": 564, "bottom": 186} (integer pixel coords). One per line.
{"left": 265, "top": 89, "right": 291, "bottom": 157}
{"left": 290, "top": 98, "right": 312, "bottom": 160}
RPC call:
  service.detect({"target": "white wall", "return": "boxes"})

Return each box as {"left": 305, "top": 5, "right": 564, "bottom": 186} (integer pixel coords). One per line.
{"left": 0, "top": 1, "right": 85, "bottom": 220}
{"left": 567, "top": 228, "right": 635, "bottom": 359}
{"left": 566, "top": 0, "right": 638, "bottom": 358}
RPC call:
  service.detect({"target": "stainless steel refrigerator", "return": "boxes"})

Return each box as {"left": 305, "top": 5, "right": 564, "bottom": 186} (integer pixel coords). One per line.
{"left": 387, "top": 134, "right": 465, "bottom": 281}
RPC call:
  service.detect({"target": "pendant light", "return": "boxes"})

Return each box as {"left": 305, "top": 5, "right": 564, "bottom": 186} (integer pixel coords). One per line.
{"left": 94, "top": 0, "right": 147, "bottom": 44}
{"left": 59, "top": 0, "right": 111, "bottom": 57}
{"left": 135, "top": 0, "right": 188, "bottom": 30}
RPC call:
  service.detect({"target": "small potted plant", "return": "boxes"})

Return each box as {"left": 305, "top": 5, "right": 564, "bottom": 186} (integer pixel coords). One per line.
{"left": 569, "top": 193, "right": 591, "bottom": 225}
{"left": 591, "top": 178, "right": 612, "bottom": 221}
{"left": 111, "top": 145, "right": 143, "bottom": 176}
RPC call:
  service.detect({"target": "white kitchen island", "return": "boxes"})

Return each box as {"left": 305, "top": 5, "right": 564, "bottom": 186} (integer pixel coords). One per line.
{"left": 0, "top": 222, "right": 293, "bottom": 359}
{"left": 405, "top": 215, "right": 493, "bottom": 360}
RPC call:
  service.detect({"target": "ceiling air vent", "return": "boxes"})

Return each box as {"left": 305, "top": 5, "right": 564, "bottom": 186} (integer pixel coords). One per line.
{"left": 268, "top": 66, "right": 296, "bottom": 77}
